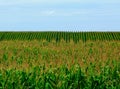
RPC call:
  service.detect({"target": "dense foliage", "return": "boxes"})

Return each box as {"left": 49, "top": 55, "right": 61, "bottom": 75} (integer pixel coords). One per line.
{"left": 0, "top": 32, "right": 120, "bottom": 89}
{"left": 0, "top": 32, "right": 120, "bottom": 42}
{"left": 1, "top": 63, "right": 120, "bottom": 89}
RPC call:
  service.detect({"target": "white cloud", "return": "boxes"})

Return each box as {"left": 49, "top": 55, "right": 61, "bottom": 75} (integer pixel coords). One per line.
{"left": 39, "top": 7, "right": 120, "bottom": 17}
{"left": 41, "top": 10, "right": 55, "bottom": 16}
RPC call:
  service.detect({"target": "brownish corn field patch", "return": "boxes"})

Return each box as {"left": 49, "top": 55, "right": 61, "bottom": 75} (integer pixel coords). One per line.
{"left": 0, "top": 40, "right": 120, "bottom": 73}
{"left": 0, "top": 40, "right": 120, "bottom": 89}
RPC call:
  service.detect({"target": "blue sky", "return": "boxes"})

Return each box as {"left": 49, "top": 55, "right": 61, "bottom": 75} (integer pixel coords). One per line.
{"left": 0, "top": 0, "right": 120, "bottom": 31}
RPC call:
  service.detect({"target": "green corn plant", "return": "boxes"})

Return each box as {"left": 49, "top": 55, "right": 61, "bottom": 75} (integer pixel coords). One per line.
{"left": 3, "top": 53, "right": 8, "bottom": 61}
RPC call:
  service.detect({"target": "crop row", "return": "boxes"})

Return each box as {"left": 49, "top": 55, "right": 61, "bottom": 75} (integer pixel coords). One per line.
{"left": 0, "top": 32, "right": 119, "bottom": 42}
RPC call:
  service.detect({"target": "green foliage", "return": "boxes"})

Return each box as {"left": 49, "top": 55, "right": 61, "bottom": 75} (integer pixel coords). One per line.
{"left": 0, "top": 32, "right": 119, "bottom": 43}
{"left": 3, "top": 53, "right": 8, "bottom": 61}
{"left": 0, "top": 34, "right": 120, "bottom": 89}
{"left": 0, "top": 63, "right": 120, "bottom": 89}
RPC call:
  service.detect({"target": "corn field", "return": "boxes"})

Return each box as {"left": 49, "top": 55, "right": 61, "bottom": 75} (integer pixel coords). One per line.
{"left": 0, "top": 32, "right": 120, "bottom": 89}
{"left": 0, "top": 32, "right": 120, "bottom": 42}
